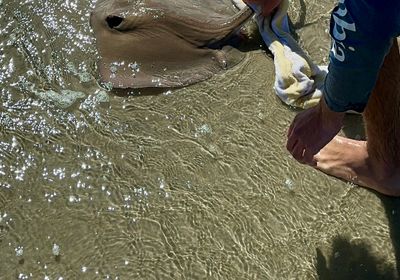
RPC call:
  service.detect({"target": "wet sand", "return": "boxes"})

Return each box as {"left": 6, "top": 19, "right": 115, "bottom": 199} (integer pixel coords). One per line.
{"left": 0, "top": 0, "right": 399, "bottom": 279}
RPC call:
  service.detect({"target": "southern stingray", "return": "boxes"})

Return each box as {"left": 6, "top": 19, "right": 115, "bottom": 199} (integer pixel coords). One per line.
{"left": 90, "top": 0, "right": 253, "bottom": 88}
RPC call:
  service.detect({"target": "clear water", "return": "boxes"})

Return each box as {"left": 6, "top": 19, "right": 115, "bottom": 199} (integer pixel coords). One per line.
{"left": 0, "top": 0, "right": 399, "bottom": 279}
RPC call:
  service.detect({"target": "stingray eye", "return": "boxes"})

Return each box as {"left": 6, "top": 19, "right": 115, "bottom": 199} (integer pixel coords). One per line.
{"left": 106, "top": 15, "right": 124, "bottom": 29}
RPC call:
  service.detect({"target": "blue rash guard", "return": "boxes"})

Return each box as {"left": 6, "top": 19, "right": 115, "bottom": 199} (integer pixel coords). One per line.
{"left": 324, "top": 0, "right": 400, "bottom": 112}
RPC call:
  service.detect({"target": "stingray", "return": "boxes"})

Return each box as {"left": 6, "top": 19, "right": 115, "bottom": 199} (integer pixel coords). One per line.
{"left": 90, "top": 0, "right": 253, "bottom": 88}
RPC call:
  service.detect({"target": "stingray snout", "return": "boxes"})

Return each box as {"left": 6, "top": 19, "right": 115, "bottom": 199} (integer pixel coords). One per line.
{"left": 106, "top": 15, "right": 124, "bottom": 29}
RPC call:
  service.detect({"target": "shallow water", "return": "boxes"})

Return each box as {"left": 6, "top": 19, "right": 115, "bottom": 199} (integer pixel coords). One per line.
{"left": 0, "top": 0, "right": 399, "bottom": 279}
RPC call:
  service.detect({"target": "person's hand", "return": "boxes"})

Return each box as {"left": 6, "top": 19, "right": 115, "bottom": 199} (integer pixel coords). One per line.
{"left": 259, "top": 0, "right": 281, "bottom": 15}
{"left": 286, "top": 98, "right": 345, "bottom": 166}
{"left": 244, "top": 0, "right": 282, "bottom": 16}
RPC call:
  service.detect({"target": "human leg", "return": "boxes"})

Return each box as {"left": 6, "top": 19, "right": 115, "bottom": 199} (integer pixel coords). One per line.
{"left": 363, "top": 38, "right": 400, "bottom": 172}
{"left": 314, "top": 39, "right": 400, "bottom": 196}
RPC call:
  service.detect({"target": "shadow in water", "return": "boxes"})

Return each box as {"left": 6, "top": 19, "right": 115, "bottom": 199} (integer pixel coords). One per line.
{"left": 342, "top": 113, "right": 366, "bottom": 140}
{"left": 110, "top": 87, "right": 173, "bottom": 97}
{"left": 316, "top": 195, "right": 400, "bottom": 280}
{"left": 291, "top": 0, "right": 307, "bottom": 31}
{"left": 381, "top": 196, "right": 400, "bottom": 275}
{"left": 316, "top": 236, "right": 397, "bottom": 280}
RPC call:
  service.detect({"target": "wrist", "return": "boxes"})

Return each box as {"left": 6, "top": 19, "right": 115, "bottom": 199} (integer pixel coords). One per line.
{"left": 318, "top": 97, "right": 345, "bottom": 130}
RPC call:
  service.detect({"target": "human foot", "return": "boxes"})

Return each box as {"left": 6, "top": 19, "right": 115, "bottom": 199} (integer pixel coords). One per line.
{"left": 314, "top": 136, "right": 400, "bottom": 196}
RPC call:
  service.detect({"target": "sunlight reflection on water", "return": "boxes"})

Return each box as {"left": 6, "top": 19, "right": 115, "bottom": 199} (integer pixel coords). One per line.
{"left": 0, "top": 0, "right": 398, "bottom": 279}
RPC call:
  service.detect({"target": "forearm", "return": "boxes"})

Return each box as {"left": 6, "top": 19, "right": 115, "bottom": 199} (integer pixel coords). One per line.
{"left": 324, "top": 0, "right": 399, "bottom": 113}
{"left": 319, "top": 96, "right": 345, "bottom": 130}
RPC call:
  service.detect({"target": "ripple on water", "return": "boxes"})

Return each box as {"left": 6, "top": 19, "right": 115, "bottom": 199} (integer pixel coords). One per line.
{"left": 0, "top": 0, "right": 397, "bottom": 279}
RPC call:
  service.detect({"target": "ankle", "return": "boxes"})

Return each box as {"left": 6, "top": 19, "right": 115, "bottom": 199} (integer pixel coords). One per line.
{"left": 366, "top": 156, "right": 396, "bottom": 182}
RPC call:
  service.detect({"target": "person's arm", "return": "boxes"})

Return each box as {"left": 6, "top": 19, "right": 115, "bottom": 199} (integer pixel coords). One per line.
{"left": 324, "top": 0, "right": 399, "bottom": 113}
{"left": 287, "top": 0, "right": 400, "bottom": 165}
{"left": 243, "top": 0, "right": 282, "bottom": 16}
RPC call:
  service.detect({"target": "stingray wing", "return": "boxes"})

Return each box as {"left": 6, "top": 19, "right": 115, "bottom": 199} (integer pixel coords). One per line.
{"left": 91, "top": 0, "right": 253, "bottom": 88}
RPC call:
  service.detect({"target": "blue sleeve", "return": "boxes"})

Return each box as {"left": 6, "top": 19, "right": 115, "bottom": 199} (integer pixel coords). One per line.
{"left": 324, "top": 0, "right": 400, "bottom": 113}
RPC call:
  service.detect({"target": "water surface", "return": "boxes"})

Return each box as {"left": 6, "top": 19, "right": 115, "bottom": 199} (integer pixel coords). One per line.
{"left": 0, "top": 0, "right": 399, "bottom": 279}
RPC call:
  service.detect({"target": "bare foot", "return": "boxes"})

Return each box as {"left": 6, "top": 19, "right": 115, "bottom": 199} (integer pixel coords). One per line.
{"left": 314, "top": 136, "right": 400, "bottom": 196}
